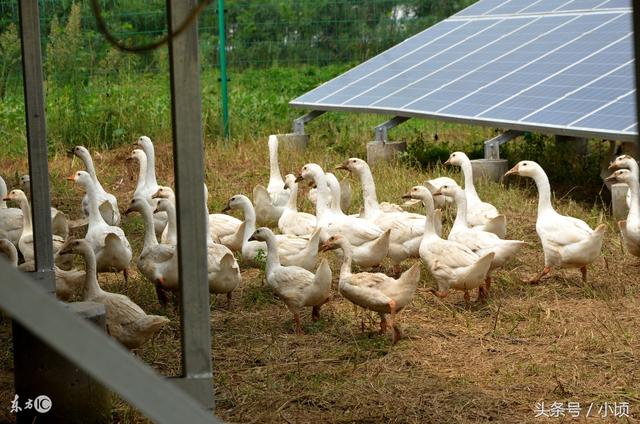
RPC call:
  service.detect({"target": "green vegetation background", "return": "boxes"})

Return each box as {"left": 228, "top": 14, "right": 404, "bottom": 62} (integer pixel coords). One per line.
{"left": 0, "top": 1, "right": 611, "bottom": 194}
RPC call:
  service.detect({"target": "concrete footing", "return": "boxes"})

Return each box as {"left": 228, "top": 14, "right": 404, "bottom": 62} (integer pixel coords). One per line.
{"left": 612, "top": 183, "right": 629, "bottom": 220}
{"left": 366, "top": 141, "right": 407, "bottom": 165}
{"left": 14, "top": 301, "right": 111, "bottom": 424}
{"left": 470, "top": 159, "right": 509, "bottom": 183}
{"left": 274, "top": 133, "right": 309, "bottom": 151}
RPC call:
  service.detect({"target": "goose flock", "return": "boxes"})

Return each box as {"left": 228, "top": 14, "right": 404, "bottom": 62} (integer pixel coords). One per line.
{"left": 1, "top": 134, "right": 637, "bottom": 348}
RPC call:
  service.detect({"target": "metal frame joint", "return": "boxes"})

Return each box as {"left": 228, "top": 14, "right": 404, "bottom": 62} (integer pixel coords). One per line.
{"left": 293, "top": 110, "right": 325, "bottom": 135}
{"left": 483, "top": 130, "right": 522, "bottom": 160}
{"left": 374, "top": 116, "right": 410, "bottom": 143}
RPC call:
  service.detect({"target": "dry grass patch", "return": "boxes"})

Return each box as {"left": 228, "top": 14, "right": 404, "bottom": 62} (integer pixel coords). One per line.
{"left": 0, "top": 136, "right": 638, "bottom": 423}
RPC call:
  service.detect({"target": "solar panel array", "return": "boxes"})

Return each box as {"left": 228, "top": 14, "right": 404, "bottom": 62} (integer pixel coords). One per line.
{"left": 290, "top": 0, "right": 636, "bottom": 141}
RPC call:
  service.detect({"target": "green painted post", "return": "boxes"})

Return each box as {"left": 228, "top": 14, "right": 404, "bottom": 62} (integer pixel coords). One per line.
{"left": 217, "top": 0, "right": 229, "bottom": 139}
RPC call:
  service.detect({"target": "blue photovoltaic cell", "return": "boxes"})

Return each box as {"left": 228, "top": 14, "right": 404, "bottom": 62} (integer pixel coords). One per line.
{"left": 290, "top": 0, "right": 637, "bottom": 140}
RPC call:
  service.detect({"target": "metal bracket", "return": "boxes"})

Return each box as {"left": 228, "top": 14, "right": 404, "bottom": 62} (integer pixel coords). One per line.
{"left": 484, "top": 130, "right": 522, "bottom": 159}
{"left": 27, "top": 269, "right": 56, "bottom": 294}
{"left": 293, "top": 110, "right": 325, "bottom": 135}
{"left": 374, "top": 116, "right": 410, "bottom": 143}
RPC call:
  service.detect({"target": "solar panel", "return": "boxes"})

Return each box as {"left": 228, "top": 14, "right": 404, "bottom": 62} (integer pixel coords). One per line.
{"left": 290, "top": 0, "right": 637, "bottom": 142}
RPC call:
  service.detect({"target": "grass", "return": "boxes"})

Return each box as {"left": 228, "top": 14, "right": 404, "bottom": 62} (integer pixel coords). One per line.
{"left": 0, "top": 131, "right": 639, "bottom": 423}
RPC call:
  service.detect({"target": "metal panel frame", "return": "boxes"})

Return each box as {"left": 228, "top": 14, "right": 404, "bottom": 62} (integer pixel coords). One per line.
{"left": 167, "top": 0, "right": 215, "bottom": 410}
{"left": 291, "top": 1, "right": 638, "bottom": 143}
{"left": 18, "top": 0, "right": 55, "bottom": 291}
{"left": 0, "top": 261, "right": 220, "bottom": 424}
{"left": 5, "top": 0, "right": 218, "bottom": 420}
{"left": 290, "top": 101, "right": 638, "bottom": 142}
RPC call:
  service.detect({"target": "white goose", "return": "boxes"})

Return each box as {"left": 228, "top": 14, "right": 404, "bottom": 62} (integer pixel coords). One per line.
{"left": 606, "top": 169, "right": 640, "bottom": 258}
{"left": 279, "top": 173, "right": 318, "bottom": 236}
{"left": 223, "top": 194, "right": 321, "bottom": 271}
{"left": 433, "top": 184, "right": 526, "bottom": 297}
{"left": 2, "top": 189, "right": 72, "bottom": 269}
{"left": 0, "top": 238, "right": 85, "bottom": 301}
{"left": 249, "top": 227, "right": 331, "bottom": 335}
{"left": 336, "top": 158, "right": 422, "bottom": 221}
{"left": 608, "top": 154, "right": 639, "bottom": 208}
{"left": 125, "top": 197, "right": 178, "bottom": 307}
{"left": 253, "top": 135, "right": 290, "bottom": 226}
{"left": 445, "top": 152, "right": 507, "bottom": 238}
{"left": 403, "top": 185, "right": 494, "bottom": 305}
{"left": 324, "top": 172, "right": 393, "bottom": 268}
{"left": 0, "top": 176, "right": 23, "bottom": 247}
{"left": 403, "top": 177, "right": 459, "bottom": 209}
{"left": 335, "top": 159, "right": 424, "bottom": 268}
{"left": 58, "top": 239, "right": 170, "bottom": 349}
{"left": 129, "top": 149, "right": 148, "bottom": 199}
{"left": 154, "top": 195, "right": 241, "bottom": 304}
{"left": 151, "top": 185, "right": 244, "bottom": 252}
{"left": 19, "top": 174, "right": 69, "bottom": 239}
{"left": 505, "top": 161, "right": 606, "bottom": 283}
{"left": 307, "top": 177, "right": 352, "bottom": 213}
{"left": 70, "top": 145, "right": 120, "bottom": 225}
{"left": 68, "top": 171, "right": 132, "bottom": 281}
{"left": 297, "top": 163, "right": 390, "bottom": 268}
{"left": 136, "top": 136, "right": 168, "bottom": 236}
{"left": 320, "top": 234, "right": 420, "bottom": 343}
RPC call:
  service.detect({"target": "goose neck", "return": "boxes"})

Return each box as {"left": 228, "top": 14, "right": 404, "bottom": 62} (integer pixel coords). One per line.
{"left": 268, "top": 137, "right": 283, "bottom": 184}
{"left": 135, "top": 156, "right": 147, "bottom": 194}
{"left": 140, "top": 203, "right": 159, "bottom": 249}
{"left": 164, "top": 203, "right": 178, "bottom": 244}
{"left": 81, "top": 153, "right": 102, "bottom": 189}
{"left": 460, "top": 159, "right": 480, "bottom": 203}
{"left": 531, "top": 170, "right": 555, "bottom": 215}
{"left": 327, "top": 176, "right": 345, "bottom": 216}
{"left": 0, "top": 177, "right": 7, "bottom": 208}
{"left": 337, "top": 241, "right": 353, "bottom": 281}
{"left": 311, "top": 171, "right": 330, "bottom": 220}
{"left": 263, "top": 232, "right": 281, "bottom": 272}
{"left": 358, "top": 167, "right": 381, "bottom": 218}
{"left": 240, "top": 200, "right": 257, "bottom": 244}
{"left": 420, "top": 193, "right": 438, "bottom": 239}
{"left": 451, "top": 190, "right": 469, "bottom": 230}
{"left": 627, "top": 177, "right": 639, "bottom": 219}
{"left": 18, "top": 196, "right": 33, "bottom": 234}
{"left": 285, "top": 181, "right": 299, "bottom": 211}
{"left": 143, "top": 144, "right": 158, "bottom": 188}
{"left": 83, "top": 180, "right": 107, "bottom": 229}
{"left": 81, "top": 246, "right": 103, "bottom": 299}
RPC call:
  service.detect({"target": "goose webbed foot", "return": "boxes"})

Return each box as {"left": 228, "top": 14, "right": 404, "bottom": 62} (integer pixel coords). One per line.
{"left": 311, "top": 305, "right": 321, "bottom": 321}
{"left": 294, "top": 312, "right": 303, "bottom": 335}
{"left": 580, "top": 265, "right": 588, "bottom": 283}
{"left": 429, "top": 288, "right": 449, "bottom": 299}
{"left": 526, "top": 266, "right": 551, "bottom": 285}
{"left": 379, "top": 314, "right": 387, "bottom": 335}
{"left": 476, "top": 285, "right": 488, "bottom": 303}
{"left": 155, "top": 281, "right": 168, "bottom": 309}
{"left": 391, "top": 323, "right": 402, "bottom": 344}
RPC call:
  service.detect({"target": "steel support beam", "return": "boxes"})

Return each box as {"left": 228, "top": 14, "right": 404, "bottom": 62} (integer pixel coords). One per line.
{"left": 293, "top": 110, "right": 325, "bottom": 135}
{"left": 374, "top": 116, "right": 410, "bottom": 143}
{"left": 167, "top": 0, "right": 214, "bottom": 410}
{"left": 0, "top": 260, "right": 219, "bottom": 424}
{"left": 18, "top": 0, "right": 55, "bottom": 291}
{"left": 483, "top": 130, "right": 522, "bottom": 160}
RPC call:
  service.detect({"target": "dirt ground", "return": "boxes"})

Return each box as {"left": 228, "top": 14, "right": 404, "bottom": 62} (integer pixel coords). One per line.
{"left": 0, "top": 137, "right": 638, "bottom": 423}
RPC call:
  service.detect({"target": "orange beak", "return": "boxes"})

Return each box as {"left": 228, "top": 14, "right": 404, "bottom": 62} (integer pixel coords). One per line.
{"left": 66, "top": 175, "right": 76, "bottom": 182}
{"left": 504, "top": 165, "right": 519, "bottom": 177}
